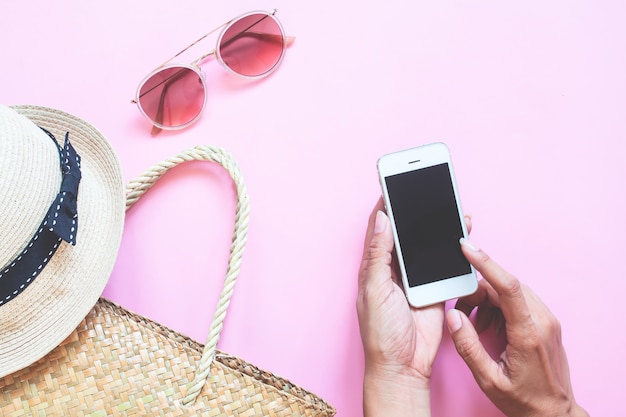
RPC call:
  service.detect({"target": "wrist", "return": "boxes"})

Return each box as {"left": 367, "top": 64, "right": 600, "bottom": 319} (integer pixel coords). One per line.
{"left": 363, "top": 363, "right": 431, "bottom": 417}
{"left": 538, "top": 402, "right": 589, "bottom": 417}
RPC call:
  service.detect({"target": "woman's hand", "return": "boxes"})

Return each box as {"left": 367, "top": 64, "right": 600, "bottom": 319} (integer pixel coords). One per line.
{"left": 446, "top": 239, "right": 589, "bottom": 417}
{"left": 358, "top": 199, "right": 472, "bottom": 416}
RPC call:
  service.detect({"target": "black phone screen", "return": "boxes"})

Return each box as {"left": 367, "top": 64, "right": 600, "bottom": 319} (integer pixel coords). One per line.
{"left": 385, "top": 163, "right": 471, "bottom": 287}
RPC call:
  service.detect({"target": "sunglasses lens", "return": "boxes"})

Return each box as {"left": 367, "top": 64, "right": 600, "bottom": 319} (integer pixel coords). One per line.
{"left": 219, "top": 13, "right": 284, "bottom": 77}
{"left": 137, "top": 66, "right": 205, "bottom": 129}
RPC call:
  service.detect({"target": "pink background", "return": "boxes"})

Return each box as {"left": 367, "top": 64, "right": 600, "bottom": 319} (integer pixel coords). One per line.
{"left": 3, "top": 1, "right": 625, "bottom": 415}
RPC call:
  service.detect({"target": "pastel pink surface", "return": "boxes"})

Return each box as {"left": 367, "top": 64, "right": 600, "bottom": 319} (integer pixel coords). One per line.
{"left": 2, "top": 1, "right": 625, "bottom": 416}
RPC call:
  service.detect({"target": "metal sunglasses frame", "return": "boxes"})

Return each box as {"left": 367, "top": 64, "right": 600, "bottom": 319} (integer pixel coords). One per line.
{"left": 132, "top": 9, "right": 294, "bottom": 132}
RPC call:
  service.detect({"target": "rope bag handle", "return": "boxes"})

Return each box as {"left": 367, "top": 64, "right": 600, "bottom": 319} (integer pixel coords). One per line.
{"left": 124, "top": 145, "right": 250, "bottom": 406}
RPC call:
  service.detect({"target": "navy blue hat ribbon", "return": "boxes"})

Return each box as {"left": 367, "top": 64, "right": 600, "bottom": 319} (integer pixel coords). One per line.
{"left": 0, "top": 129, "right": 81, "bottom": 306}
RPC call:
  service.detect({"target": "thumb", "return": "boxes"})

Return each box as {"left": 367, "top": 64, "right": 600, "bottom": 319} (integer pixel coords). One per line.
{"left": 446, "top": 309, "right": 499, "bottom": 389}
{"left": 359, "top": 210, "right": 395, "bottom": 286}
{"left": 370, "top": 210, "right": 394, "bottom": 253}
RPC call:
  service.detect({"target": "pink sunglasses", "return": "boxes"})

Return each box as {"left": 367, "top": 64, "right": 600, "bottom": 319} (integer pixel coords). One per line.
{"left": 132, "top": 9, "right": 293, "bottom": 132}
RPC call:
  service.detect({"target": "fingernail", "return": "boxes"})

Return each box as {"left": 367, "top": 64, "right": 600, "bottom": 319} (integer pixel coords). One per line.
{"left": 374, "top": 210, "right": 388, "bottom": 234}
{"left": 459, "top": 237, "right": 480, "bottom": 252}
{"left": 447, "top": 309, "right": 463, "bottom": 333}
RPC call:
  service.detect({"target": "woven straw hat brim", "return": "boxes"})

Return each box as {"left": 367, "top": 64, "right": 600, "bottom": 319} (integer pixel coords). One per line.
{"left": 0, "top": 105, "right": 125, "bottom": 378}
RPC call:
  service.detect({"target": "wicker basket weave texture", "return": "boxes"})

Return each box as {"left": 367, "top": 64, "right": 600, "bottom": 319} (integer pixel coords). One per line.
{"left": 0, "top": 298, "right": 336, "bottom": 416}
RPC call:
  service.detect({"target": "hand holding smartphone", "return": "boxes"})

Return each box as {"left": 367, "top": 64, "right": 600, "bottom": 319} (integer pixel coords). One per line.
{"left": 377, "top": 143, "right": 477, "bottom": 307}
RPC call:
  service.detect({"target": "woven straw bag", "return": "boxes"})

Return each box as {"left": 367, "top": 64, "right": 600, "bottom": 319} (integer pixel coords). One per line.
{"left": 0, "top": 145, "right": 336, "bottom": 417}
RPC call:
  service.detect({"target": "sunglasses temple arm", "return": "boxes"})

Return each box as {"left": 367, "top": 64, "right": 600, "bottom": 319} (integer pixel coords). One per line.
{"left": 137, "top": 69, "right": 189, "bottom": 134}
{"left": 150, "top": 77, "right": 169, "bottom": 135}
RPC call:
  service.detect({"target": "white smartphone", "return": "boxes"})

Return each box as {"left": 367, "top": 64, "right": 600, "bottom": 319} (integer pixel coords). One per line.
{"left": 377, "top": 142, "right": 477, "bottom": 307}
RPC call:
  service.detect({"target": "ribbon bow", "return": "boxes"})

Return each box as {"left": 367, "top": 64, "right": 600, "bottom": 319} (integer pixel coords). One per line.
{"left": 46, "top": 132, "right": 82, "bottom": 245}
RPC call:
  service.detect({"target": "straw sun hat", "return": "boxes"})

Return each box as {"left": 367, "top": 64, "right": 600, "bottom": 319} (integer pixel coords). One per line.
{"left": 0, "top": 105, "right": 124, "bottom": 378}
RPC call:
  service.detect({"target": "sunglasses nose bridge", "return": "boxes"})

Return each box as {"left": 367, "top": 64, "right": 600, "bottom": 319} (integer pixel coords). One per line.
{"left": 192, "top": 48, "right": 217, "bottom": 67}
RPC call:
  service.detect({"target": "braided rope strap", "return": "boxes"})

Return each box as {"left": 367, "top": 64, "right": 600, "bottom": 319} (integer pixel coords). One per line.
{"left": 124, "top": 145, "right": 250, "bottom": 407}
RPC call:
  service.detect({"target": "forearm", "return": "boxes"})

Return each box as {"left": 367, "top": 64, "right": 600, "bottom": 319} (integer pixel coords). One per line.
{"left": 363, "top": 365, "right": 431, "bottom": 417}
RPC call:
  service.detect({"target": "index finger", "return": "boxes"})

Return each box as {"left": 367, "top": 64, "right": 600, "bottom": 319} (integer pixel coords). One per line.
{"left": 460, "top": 239, "right": 532, "bottom": 327}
